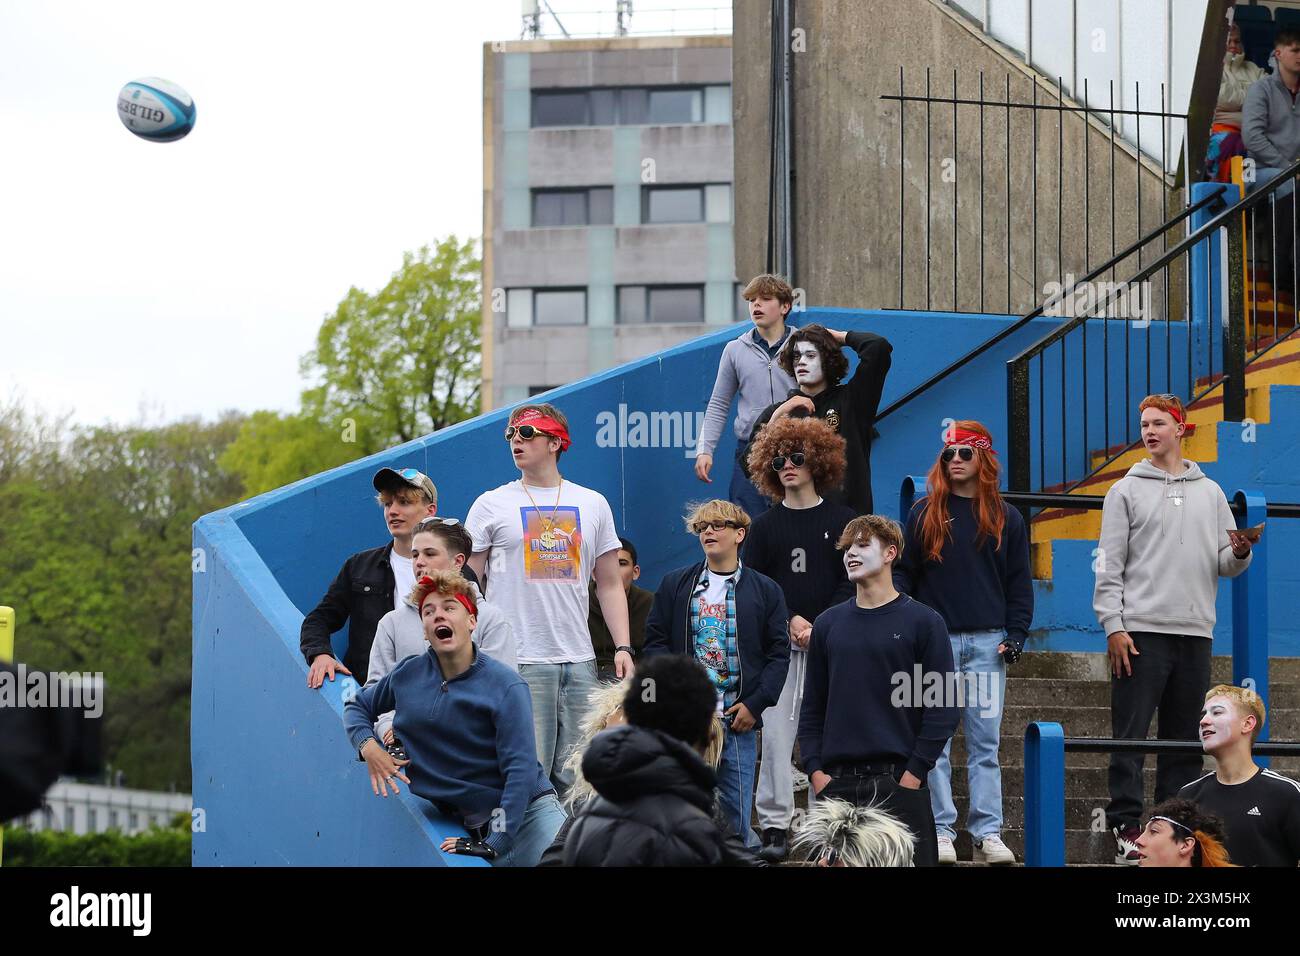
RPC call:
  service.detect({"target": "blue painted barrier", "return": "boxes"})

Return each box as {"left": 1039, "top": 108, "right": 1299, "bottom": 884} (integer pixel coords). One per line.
{"left": 1233, "top": 488, "right": 1270, "bottom": 764}
{"left": 1023, "top": 722, "right": 1066, "bottom": 867}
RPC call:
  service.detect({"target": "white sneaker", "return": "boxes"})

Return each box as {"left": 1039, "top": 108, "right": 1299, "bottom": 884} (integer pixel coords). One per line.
{"left": 974, "top": 833, "right": 1016, "bottom": 865}
{"left": 936, "top": 834, "right": 957, "bottom": 865}
{"left": 791, "top": 769, "right": 809, "bottom": 793}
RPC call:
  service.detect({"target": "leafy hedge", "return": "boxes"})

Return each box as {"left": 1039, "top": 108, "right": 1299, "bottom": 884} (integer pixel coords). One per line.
{"left": 2, "top": 820, "right": 190, "bottom": 867}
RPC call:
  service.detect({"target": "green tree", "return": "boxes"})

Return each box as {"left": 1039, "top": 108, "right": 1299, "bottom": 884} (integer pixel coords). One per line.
{"left": 221, "top": 236, "right": 482, "bottom": 499}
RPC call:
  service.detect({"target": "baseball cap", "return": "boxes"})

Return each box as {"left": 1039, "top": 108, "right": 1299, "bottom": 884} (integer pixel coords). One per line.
{"left": 372, "top": 467, "right": 438, "bottom": 505}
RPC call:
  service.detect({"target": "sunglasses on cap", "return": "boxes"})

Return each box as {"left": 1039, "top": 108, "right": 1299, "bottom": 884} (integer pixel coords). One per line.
{"left": 414, "top": 516, "right": 462, "bottom": 531}
{"left": 504, "top": 424, "right": 555, "bottom": 441}
{"left": 941, "top": 447, "right": 975, "bottom": 463}
{"left": 692, "top": 519, "right": 740, "bottom": 534}
{"left": 771, "top": 452, "right": 807, "bottom": 471}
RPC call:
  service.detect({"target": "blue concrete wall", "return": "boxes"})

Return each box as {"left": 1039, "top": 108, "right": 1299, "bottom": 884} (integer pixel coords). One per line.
{"left": 192, "top": 305, "right": 1297, "bottom": 865}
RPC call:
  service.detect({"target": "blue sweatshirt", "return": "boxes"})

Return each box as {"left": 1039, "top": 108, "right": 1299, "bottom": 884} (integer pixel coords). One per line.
{"left": 892, "top": 495, "right": 1034, "bottom": 651}
{"left": 798, "top": 593, "right": 958, "bottom": 781}
{"left": 343, "top": 647, "right": 550, "bottom": 855}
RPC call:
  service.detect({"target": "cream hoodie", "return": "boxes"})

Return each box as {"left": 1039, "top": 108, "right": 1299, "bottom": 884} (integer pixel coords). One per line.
{"left": 1215, "top": 52, "right": 1265, "bottom": 127}
{"left": 1093, "top": 459, "right": 1251, "bottom": 640}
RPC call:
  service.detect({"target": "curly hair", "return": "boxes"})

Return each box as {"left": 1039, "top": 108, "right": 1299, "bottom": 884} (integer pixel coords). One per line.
{"left": 1143, "top": 798, "right": 1236, "bottom": 868}
{"left": 746, "top": 415, "right": 847, "bottom": 502}
{"left": 777, "top": 324, "right": 849, "bottom": 386}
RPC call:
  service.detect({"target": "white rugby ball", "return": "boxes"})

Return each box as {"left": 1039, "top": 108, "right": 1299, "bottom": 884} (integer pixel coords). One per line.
{"left": 117, "top": 77, "right": 196, "bottom": 142}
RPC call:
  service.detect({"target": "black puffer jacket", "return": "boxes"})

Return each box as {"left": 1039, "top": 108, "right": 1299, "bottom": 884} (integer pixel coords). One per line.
{"left": 560, "top": 725, "right": 760, "bottom": 867}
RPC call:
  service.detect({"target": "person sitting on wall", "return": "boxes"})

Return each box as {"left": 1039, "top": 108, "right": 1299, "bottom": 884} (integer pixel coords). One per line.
{"left": 343, "top": 570, "right": 565, "bottom": 867}
{"left": 1242, "top": 26, "right": 1300, "bottom": 289}
{"left": 1206, "top": 22, "right": 1263, "bottom": 183}
{"left": 747, "top": 323, "right": 892, "bottom": 515}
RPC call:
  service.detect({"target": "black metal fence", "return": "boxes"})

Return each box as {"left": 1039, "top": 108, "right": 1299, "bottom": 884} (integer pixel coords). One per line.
{"left": 880, "top": 70, "right": 1185, "bottom": 316}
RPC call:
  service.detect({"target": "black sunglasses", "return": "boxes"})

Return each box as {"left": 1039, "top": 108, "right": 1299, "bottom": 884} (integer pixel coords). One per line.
{"left": 505, "top": 424, "right": 554, "bottom": 441}
{"left": 771, "top": 452, "right": 807, "bottom": 471}
{"left": 692, "top": 519, "right": 740, "bottom": 534}
{"left": 941, "top": 447, "right": 975, "bottom": 463}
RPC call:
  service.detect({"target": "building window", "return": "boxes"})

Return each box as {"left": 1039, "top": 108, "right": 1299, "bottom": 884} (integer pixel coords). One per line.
{"left": 88, "top": 807, "right": 98, "bottom": 832}
{"left": 532, "top": 187, "right": 613, "bottom": 227}
{"left": 736, "top": 283, "right": 751, "bottom": 323}
{"left": 617, "top": 285, "right": 705, "bottom": 324}
{"left": 528, "top": 385, "right": 558, "bottom": 397}
{"left": 642, "top": 184, "right": 731, "bottom": 224}
{"left": 507, "top": 288, "right": 587, "bottom": 327}
{"left": 109, "top": 809, "right": 120, "bottom": 829}
{"left": 531, "top": 85, "right": 730, "bottom": 128}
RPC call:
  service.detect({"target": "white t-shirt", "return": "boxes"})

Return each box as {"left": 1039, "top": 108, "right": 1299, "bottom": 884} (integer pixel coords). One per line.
{"left": 466, "top": 478, "right": 622, "bottom": 664}
{"left": 390, "top": 548, "right": 416, "bottom": 613}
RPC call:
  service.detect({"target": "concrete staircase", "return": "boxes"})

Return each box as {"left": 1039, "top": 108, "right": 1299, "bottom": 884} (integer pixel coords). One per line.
{"left": 942, "top": 651, "right": 1300, "bottom": 864}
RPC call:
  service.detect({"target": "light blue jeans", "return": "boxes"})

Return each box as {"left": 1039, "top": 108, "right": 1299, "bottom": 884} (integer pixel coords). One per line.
{"left": 928, "top": 629, "right": 1007, "bottom": 841}
{"left": 1249, "top": 166, "right": 1295, "bottom": 201}
{"left": 519, "top": 660, "right": 599, "bottom": 797}
{"left": 717, "top": 722, "right": 759, "bottom": 847}
{"left": 490, "top": 793, "right": 567, "bottom": 867}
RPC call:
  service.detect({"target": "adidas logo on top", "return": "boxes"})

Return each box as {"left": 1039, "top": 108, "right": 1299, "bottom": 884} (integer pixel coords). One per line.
{"left": 1247, "top": 806, "right": 1262, "bottom": 816}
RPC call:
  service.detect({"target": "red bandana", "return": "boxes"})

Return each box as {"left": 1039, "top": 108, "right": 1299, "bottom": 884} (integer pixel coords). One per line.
{"left": 944, "top": 427, "right": 998, "bottom": 455}
{"left": 1163, "top": 403, "right": 1197, "bottom": 436}
{"left": 417, "top": 577, "right": 477, "bottom": 616}
{"left": 512, "top": 408, "right": 572, "bottom": 451}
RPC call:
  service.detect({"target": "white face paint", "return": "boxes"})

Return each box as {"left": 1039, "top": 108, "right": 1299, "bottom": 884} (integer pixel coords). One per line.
{"left": 793, "top": 342, "right": 824, "bottom": 389}
{"left": 843, "top": 536, "right": 886, "bottom": 582}
{"left": 1199, "top": 696, "right": 1241, "bottom": 752}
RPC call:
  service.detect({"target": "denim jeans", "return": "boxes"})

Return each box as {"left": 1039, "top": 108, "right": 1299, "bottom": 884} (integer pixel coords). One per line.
{"left": 519, "top": 660, "right": 599, "bottom": 798}
{"left": 1249, "top": 166, "right": 1296, "bottom": 201}
{"left": 928, "top": 629, "right": 1007, "bottom": 841}
{"left": 490, "top": 793, "right": 568, "bottom": 868}
{"left": 728, "top": 440, "right": 770, "bottom": 519}
{"left": 717, "top": 722, "right": 760, "bottom": 847}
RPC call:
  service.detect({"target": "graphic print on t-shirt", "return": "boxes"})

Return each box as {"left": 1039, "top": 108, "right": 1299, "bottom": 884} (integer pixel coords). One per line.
{"left": 519, "top": 505, "right": 583, "bottom": 582}
{"left": 695, "top": 597, "right": 730, "bottom": 691}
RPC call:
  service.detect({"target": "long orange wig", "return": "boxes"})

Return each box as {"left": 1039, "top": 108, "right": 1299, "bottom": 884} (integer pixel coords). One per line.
{"left": 915, "top": 420, "right": 1005, "bottom": 563}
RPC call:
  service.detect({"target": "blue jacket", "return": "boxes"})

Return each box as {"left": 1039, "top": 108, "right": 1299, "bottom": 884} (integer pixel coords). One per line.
{"left": 343, "top": 647, "right": 550, "bottom": 855}
{"left": 642, "top": 561, "right": 790, "bottom": 727}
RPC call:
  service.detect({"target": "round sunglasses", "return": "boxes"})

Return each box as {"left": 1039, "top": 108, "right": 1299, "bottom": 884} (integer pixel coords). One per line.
{"left": 941, "top": 446, "right": 975, "bottom": 463}
{"left": 771, "top": 452, "right": 807, "bottom": 471}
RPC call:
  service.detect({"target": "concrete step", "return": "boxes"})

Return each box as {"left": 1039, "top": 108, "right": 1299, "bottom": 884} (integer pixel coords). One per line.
{"left": 1006, "top": 652, "right": 1300, "bottom": 684}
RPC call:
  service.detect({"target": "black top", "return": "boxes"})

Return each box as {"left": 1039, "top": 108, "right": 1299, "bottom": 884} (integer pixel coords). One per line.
{"left": 742, "top": 499, "right": 857, "bottom": 623}
{"left": 893, "top": 495, "right": 1035, "bottom": 651}
{"left": 749, "top": 330, "right": 892, "bottom": 515}
{"left": 798, "top": 593, "right": 958, "bottom": 782}
{"left": 555, "top": 725, "right": 761, "bottom": 866}
{"left": 642, "top": 561, "right": 791, "bottom": 728}
{"left": 298, "top": 543, "right": 396, "bottom": 683}
{"left": 1180, "top": 767, "right": 1300, "bottom": 867}
{"left": 588, "top": 581, "right": 654, "bottom": 668}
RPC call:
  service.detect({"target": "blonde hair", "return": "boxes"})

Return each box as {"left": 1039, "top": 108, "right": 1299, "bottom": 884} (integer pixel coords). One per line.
{"left": 1204, "top": 684, "right": 1267, "bottom": 743}
{"left": 791, "top": 798, "right": 916, "bottom": 867}
{"left": 563, "top": 681, "right": 633, "bottom": 811}
{"left": 683, "top": 499, "right": 751, "bottom": 534}
{"left": 836, "top": 514, "right": 905, "bottom": 560}
{"left": 411, "top": 570, "right": 474, "bottom": 611}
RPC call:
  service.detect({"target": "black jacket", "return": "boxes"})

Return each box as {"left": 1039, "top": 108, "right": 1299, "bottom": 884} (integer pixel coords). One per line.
{"left": 641, "top": 561, "right": 790, "bottom": 727}
{"left": 558, "top": 725, "right": 761, "bottom": 866}
{"left": 750, "top": 329, "right": 892, "bottom": 514}
{"left": 298, "top": 544, "right": 396, "bottom": 683}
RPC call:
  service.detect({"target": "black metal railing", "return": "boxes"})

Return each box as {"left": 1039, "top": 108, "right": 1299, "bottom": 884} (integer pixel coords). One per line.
{"left": 880, "top": 70, "right": 1185, "bottom": 316}
{"left": 1007, "top": 153, "right": 1300, "bottom": 495}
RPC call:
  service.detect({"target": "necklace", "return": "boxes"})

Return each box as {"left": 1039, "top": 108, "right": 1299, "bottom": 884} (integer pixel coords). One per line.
{"left": 521, "top": 477, "right": 565, "bottom": 547}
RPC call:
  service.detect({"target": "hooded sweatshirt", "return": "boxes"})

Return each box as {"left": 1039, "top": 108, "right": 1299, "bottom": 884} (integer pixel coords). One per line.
{"left": 1093, "top": 460, "right": 1251, "bottom": 641}
{"left": 696, "top": 327, "right": 797, "bottom": 458}
{"left": 1216, "top": 52, "right": 1265, "bottom": 127}
{"left": 366, "top": 580, "right": 517, "bottom": 740}
{"left": 1242, "top": 68, "right": 1300, "bottom": 171}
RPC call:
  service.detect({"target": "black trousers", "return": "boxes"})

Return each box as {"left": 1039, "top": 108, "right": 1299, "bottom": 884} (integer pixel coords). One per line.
{"left": 821, "top": 766, "right": 939, "bottom": 866}
{"left": 1106, "top": 632, "right": 1211, "bottom": 830}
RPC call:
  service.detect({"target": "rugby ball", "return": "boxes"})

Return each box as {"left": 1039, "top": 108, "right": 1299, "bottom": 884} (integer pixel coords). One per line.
{"left": 117, "top": 77, "right": 196, "bottom": 142}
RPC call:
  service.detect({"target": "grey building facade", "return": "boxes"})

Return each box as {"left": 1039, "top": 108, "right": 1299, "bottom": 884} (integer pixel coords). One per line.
{"left": 482, "top": 35, "right": 736, "bottom": 410}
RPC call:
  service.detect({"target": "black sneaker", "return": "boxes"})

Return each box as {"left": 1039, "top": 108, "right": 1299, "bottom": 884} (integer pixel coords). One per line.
{"left": 758, "top": 827, "right": 788, "bottom": 863}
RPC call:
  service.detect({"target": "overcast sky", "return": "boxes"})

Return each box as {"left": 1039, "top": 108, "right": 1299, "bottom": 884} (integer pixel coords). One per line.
{"left": 0, "top": 0, "right": 730, "bottom": 427}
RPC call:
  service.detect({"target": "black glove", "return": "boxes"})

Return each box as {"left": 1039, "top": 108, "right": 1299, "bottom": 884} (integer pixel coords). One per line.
{"left": 448, "top": 837, "right": 497, "bottom": 860}
{"left": 1001, "top": 642, "right": 1023, "bottom": 665}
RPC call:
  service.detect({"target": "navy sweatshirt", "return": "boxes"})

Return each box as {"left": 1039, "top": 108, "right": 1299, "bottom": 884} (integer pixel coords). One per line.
{"left": 742, "top": 499, "right": 857, "bottom": 623}
{"left": 798, "top": 593, "right": 958, "bottom": 781}
{"left": 343, "top": 647, "right": 550, "bottom": 855}
{"left": 892, "top": 495, "right": 1034, "bottom": 652}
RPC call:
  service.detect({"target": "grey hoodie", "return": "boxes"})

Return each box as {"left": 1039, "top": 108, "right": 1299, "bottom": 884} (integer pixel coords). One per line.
{"left": 366, "top": 580, "right": 518, "bottom": 740}
{"left": 1093, "top": 460, "right": 1251, "bottom": 641}
{"left": 696, "top": 327, "right": 797, "bottom": 458}
{"left": 1242, "top": 68, "right": 1300, "bottom": 171}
